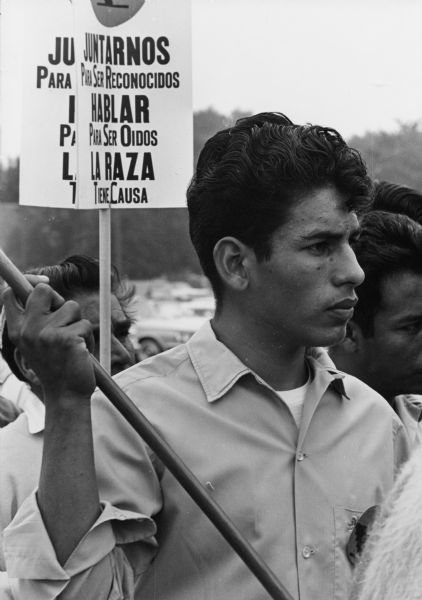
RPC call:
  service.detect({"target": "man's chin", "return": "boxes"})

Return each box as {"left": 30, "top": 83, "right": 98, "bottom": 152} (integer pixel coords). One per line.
{"left": 307, "top": 324, "right": 348, "bottom": 349}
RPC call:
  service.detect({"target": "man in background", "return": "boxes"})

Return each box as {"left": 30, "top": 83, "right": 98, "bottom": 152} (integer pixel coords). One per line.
{"left": 372, "top": 180, "right": 422, "bottom": 222}
{"left": 0, "top": 254, "right": 136, "bottom": 595}
{"left": 0, "top": 277, "right": 40, "bottom": 427}
{"left": 330, "top": 184, "right": 422, "bottom": 446}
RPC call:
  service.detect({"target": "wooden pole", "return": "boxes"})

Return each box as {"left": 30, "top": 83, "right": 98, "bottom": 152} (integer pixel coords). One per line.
{"left": 0, "top": 248, "right": 294, "bottom": 600}
{"left": 99, "top": 208, "right": 111, "bottom": 373}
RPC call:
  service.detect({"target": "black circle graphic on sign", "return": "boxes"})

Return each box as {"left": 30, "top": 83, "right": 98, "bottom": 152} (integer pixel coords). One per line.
{"left": 90, "top": 0, "right": 146, "bottom": 27}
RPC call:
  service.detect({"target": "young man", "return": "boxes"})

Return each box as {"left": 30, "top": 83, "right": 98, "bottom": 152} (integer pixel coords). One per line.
{"left": 0, "top": 255, "right": 136, "bottom": 595}
{"left": 330, "top": 208, "right": 422, "bottom": 446}
{"left": 2, "top": 114, "right": 410, "bottom": 600}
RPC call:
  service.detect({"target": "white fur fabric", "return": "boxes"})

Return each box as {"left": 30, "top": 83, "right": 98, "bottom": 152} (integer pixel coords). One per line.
{"left": 351, "top": 442, "right": 422, "bottom": 600}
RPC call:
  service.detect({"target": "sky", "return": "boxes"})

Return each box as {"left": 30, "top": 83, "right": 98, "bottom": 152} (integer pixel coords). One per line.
{"left": 1, "top": 0, "right": 422, "bottom": 161}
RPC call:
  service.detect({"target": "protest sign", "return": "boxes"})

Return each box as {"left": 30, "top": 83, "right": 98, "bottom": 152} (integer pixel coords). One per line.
{"left": 73, "top": 0, "right": 192, "bottom": 209}
{"left": 20, "top": 0, "right": 77, "bottom": 208}
{"left": 19, "top": 0, "right": 192, "bottom": 210}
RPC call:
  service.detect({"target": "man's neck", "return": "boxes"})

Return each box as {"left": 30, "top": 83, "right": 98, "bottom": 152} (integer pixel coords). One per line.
{"left": 211, "top": 311, "right": 308, "bottom": 391}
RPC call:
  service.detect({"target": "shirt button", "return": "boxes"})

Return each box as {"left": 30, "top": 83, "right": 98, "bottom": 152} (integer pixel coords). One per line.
{"left": 302, "top": 545, "right": 315, "bottom": 559}
{"left": 297, "top": 451, "right": 306, "bottom": 461}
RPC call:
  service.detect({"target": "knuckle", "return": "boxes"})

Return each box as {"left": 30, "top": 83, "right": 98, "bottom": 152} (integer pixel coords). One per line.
{"left": 66, "top": 299, "right": 82, "bottom": 317}
{"left": 21, "top": 326, "right": 35, "bottom": 347}
{"left": 33, "top": 282, "right": 51, "bottom": 295}
{"left": 80, "top": 317, "right": 92, "bottom": 331}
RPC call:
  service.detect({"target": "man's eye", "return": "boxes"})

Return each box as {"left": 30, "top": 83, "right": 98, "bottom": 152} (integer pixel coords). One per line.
{"left": 308, "top": 241, "right": 330, "bottom": 255}
{"left": 402, "top": 323, "right": 421, "bottom": 335}
{"left": 115, "top": 327, "right": 131, "bottom": 340}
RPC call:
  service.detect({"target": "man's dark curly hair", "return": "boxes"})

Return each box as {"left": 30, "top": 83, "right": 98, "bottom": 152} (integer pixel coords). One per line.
{"left": 372, "top": 180, "right": 422, "bottom": 224}
{"left": 2, "top": 255, "right": 134, "bottom": 382}
{"left": 187, "top": 111, "right": 372, "bottom": 302}
{"left": 352, "top": 210, "right": 422, "bottom": 336}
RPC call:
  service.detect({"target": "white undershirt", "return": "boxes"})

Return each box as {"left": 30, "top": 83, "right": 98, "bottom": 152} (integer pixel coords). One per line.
{"left": 276, "top": 372, "right": 311, "bottom": 429}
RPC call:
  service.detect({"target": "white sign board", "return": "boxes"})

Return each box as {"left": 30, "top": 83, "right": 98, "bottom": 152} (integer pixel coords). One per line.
{"left": 19, "top": 0, "right": 192, "bottom": 209}
{"left": 20, "top": 0, "right": 77, "bottom": 208}
{"left": 73, "top": 0, "right": 192, "bottom": 208}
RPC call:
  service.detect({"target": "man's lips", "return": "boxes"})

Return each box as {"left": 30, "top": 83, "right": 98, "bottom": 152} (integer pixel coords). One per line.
{"left": 326, "top": 298, "right": 358, "bottom": 320}
{"left": 329, "top": 298, "right": 358, "bottom": 310}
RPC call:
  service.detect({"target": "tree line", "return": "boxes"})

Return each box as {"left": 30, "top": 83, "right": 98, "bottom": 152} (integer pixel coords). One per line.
{"left": 0, "top": 111, "right": 421, "bottom": 280}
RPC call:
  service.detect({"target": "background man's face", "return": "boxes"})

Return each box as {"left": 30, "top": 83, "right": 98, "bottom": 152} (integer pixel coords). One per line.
{"left": 73, "top": 291, "right": 136, "bottom": 375}
{"left": 247, "top": 186, "right": 364, "bottom": 350}
{"left": 359, "top": 270, "right": 422, "bottom": 399}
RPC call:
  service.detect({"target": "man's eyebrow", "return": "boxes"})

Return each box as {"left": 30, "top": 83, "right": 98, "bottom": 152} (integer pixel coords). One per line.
{"left": 300, "top": 225, "right": 360, "bottom": 241}
{"left": 393, "top": 313, "right": 422, "bottom": 325}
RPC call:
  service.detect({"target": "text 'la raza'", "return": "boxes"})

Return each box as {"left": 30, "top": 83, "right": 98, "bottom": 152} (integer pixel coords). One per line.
{"left": 90, "top": 151, "right": 154, "bottom": 180}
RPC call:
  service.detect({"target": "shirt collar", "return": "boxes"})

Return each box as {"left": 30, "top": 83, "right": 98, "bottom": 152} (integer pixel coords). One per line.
{"left": 306, "top": 347, "right": 350, "bottom": 400}
{"left": 187, "top": 322, "right": 251, "bottom": 402}
{"left": 187, "top": 322, "right": 349, "bottom": 402}
{"left": 24, "top": 395, "right": 45, "bottom": 434}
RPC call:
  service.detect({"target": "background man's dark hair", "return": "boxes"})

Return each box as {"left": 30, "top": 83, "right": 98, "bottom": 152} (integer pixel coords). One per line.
{"left": 1, "top": 255, "right": 134, "bottom": 381}
{"left": 187, "top": 111, "right": 372, "bottom": 302}
{"left": 372, "top": 180, "right": 422, "bottom": 225}
{"left": 352, "top": 210, "right": 422, "bottom": 336}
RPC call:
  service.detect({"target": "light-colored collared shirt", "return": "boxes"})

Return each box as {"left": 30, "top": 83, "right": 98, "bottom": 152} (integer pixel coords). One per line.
{"left": 0, "top": 392, "right": 44, "bottom": 598}
{"left": 2, "top": 323, "right": 410, "bottom": 600}
{"left": 0, "top": 354, "right": 43, "bottom": 429}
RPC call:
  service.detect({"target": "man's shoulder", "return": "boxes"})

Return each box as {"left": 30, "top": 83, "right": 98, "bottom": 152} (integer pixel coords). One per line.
{"left": 0, "top": 412, "right": 32, "bottom": 443}
{"left": 0, "top": 413, "right": 42, "bottom": 486}
{"left": 341, "top": 371, "right": 396, "bottom": 414}
{"left": 114, "top": 343, "right": 191, "bottom": 390}
{"left": 340, "top": 374, "right": 409, "bottom": 454}
{"left": 310, "top": 349, "right": 396, "bottom": 414}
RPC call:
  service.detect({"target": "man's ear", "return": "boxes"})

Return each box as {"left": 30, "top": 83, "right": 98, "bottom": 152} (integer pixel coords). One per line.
{"left": 213, "top": 237, "right": 252, "bottom": 292}
{"left": 13, "top": 348, "right": 41, "bottom": 388}
{"left": 342, "top": 321, "right": 365, "bottom": 352}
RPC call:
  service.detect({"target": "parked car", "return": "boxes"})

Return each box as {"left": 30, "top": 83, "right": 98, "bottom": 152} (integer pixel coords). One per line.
{"left": 130, "top": 297, "right": 215, "bottom": 360}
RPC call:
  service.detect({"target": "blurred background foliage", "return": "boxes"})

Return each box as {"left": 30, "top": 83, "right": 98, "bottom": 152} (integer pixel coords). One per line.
{"left": 1, "top": 110, "right": 422, "bottom": 280}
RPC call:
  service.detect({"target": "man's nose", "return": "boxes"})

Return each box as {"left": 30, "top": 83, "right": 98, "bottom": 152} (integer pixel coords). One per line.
{"left": 333, "top": 245, "right": 365, "bottom": 288}
{"left": 110, "top": 335, "right": 135, "bottom": 374}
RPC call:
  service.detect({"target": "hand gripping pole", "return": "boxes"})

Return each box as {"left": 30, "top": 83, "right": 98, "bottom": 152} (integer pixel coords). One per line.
{"left": 0, "top": 248, "right": 294, "bottom": 600}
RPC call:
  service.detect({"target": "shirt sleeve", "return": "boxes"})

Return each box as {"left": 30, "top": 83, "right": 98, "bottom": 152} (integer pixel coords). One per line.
{"left": 3, "top": 492, "right": 157, "bottom": 600}
{"left": 2, "top": 387, "right": 163, "bottom": 599}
